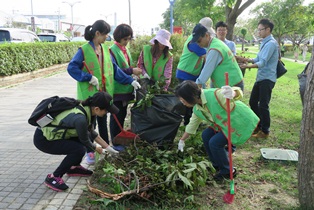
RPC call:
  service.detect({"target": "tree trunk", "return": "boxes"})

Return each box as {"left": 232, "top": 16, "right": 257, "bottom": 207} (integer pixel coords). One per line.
{"left": 225, "top": 0, "right": 255, "bottom": 40}
{"left": 298, "top": 46, "right": 314, "bottom": 209}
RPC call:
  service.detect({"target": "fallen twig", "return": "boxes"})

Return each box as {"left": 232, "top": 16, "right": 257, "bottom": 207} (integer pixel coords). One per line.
{"left": 87, "top": 178, "right": 180, "bottom": 200}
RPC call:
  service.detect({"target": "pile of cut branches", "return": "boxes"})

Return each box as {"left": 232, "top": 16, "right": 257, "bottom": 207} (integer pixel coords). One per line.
{"left": 88, "top": 139, "right": 216, "bottom": 207}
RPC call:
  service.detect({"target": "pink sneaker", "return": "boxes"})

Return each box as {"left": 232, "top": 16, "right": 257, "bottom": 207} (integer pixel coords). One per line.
{"left": 44, "top": 174, "right": 69, "bottom": 192}
{"left": 67, "top": 165, "right": 93, "bottom": 177}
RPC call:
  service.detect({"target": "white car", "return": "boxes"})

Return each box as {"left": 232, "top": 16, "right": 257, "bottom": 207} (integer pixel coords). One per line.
{"left": 38, "top": 33, "right": 70, "bottom": 42}
{"left": 70, "top": 36, "right": 87, "bottom": 42}
{"left": 0, "top": 28, "right": 40, "bottom": 44}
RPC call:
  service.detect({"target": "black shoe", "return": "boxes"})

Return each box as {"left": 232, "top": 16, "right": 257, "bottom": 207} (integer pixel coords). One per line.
{"left": 213, "top": 168, "right": 237, "bottom": 181}
{"left": 44, "top": 174, "right": 69, "bottom": 192}
{"left": 66, "top": 165, "right": 93, "bottom": 177}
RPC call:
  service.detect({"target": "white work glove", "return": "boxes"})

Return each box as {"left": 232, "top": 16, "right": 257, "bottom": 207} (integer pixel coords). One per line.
{"left": 103, "top": 146, "right": 119, "bottom": 155}
{"left": 89, "top": 76, "right": 99, "bottom": 90}
{"left": 178, "top": 140, "right": 185, "bottom": 152}
{"left": 221, "top": 85, "right": 235, "bottom": 99}
{"left": 143, "top": 73, "right": 151, "bottom": 80}
{"left": 131, "top": 80, "right": 141, "bottom": 90}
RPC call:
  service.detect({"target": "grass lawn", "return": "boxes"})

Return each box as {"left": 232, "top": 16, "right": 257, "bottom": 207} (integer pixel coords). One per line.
{"left": 74, "top": 52, "right": 307, "bottom": 209}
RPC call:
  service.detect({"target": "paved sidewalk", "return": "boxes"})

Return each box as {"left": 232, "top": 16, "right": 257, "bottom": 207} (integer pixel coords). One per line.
{"left": 0, "top": 69, "right": 91, "bottom": 210}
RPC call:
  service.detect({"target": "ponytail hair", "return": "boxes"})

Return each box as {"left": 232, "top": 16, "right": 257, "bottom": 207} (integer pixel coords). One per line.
{"left": 84, "top": 20, "right": 111, "bottom": 41}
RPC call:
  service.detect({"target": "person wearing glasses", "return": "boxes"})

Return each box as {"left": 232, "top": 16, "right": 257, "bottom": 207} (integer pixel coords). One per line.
{"left": 67, "top": 20, "right": 141, "bottom": 164}
{"left": 215, "top": 20, "right": 247, "bottom": 77}
{"left": 192, "top": 23, "right": 243, "bottom": 91}
{"left": 109, "top": 24, "right": 142, "bottom": 144}
{"left": 238, "top": 18, "right": 279, "bottom": 139}
{"left": 215, "top": 21, "right": 236, "bottom": 56}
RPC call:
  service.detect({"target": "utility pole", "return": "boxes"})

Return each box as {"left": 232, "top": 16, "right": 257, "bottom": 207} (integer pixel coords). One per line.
{"left": 55, "top": 8, "right": 61, "bottom": 32}
{"left": 169, "top": 0, "right": 176, "bottom": 34}
{"left": 62, "top": 1, "right": 81, "bottom": 37}
{"left": 30, "top": 0, "right": 35, "bottom": 32}
{"left": 128, "top": 0, "right": 131, "bottom": 27}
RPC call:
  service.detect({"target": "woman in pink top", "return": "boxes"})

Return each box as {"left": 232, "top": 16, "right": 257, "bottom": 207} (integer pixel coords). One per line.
{"left": 137, "top": 29, "right": 173, "bottom": 91}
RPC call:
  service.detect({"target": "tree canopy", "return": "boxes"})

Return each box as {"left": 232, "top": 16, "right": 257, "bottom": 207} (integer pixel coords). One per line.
{"left": 160, "top": 0, "right": 313, "bottom": 44}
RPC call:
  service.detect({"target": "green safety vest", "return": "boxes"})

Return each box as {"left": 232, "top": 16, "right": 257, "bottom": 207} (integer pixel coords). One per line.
{"left": 193, "top": 89, "right": 259, "bottom": 145}
{"left": 143, "top": 45, "right": 172, "bottom": 81}
{"left": 209, "top": 38, "right": 243, "bottom": 88}
{"left": 78, "top": 43, "right": 114, "bottom": 100}
{"left": 110, "top": 44, "right": 134, "bottom": 95}
{"left": 41, "top": 105, "right": 92, "bottom": 141}
{"left": 177, "top": 35, "right": 205, "bottom": 76}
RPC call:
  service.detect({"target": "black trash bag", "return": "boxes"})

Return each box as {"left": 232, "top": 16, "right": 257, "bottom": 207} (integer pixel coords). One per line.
{"left": 131, "top": 94, "right": 185, "bottom": 148}
{"left": 298, "top": 63, "right": 309, "bottom": 106}
{"left": 135, "top": 78, "right": 155, "bottom": 101}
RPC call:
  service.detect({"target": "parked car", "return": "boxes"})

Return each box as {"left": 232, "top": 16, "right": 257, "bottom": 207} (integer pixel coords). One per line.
{"left": 70, "top": 35, "right": 112, "bottom": 42}
{"left": 38, "top": 33, "right": 70, "bottom": 42}
{"left": 70, "top": 36, "right": 87, "bottom": 42}
{"left": 0, "top": 28, "right": 40, "bottom": 44}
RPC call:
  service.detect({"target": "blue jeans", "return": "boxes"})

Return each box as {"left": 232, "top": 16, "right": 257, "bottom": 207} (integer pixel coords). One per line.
{"left": 202, "top": 127, "right": 231, "bottom": 175}
{"left": 249, "top": 80, "right": 275, "bottom": 134}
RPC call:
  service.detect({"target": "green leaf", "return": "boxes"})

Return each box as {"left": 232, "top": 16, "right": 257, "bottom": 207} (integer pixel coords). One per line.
{"left": 178, "top": 172, "right": 193, "bottom": 190}
{"left": 184, "top": 162, "right": 197, "bottom": 169}
{"left": 166, "top": 170, "right": 177, "bottom": 182}
{"left": 182, "top": 168, "right": 195, "bottom": 173}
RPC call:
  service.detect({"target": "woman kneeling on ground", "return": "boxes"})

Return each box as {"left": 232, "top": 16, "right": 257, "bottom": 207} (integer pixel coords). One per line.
{"left": 33, "top": 92, "right": 119, "bottom": 192}
{"left": 176, "top": 81, "right": 259, "bottom": 181}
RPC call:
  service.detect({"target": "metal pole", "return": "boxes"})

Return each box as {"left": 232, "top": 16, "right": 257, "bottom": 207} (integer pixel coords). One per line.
{"left": 71, "top": 5, "right": 74, "bottom": 37}
{"left": 169, "top": 0, "right": 175, "bottom": 34}
{"left": 31, "top": 0, "right": 35, "bottom": 32}
{"left": 128, "top": 0, "right": 131, "bottom": 26}
{"left": 62, "top": 1, "right": 81, "bottom": 37}
{"left": 57, "top": 9, "right": 60, "bottom": 32}
{"left": 31, "top": 0, "right": 33, "bottom": 16}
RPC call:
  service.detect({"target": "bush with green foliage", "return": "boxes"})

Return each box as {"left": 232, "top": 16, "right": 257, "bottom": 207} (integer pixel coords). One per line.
{"left": 1, "top": 34, "right": 188, "bottom": 90}
{"left": 0, "top": 42, "right": 82, "bottom": 76}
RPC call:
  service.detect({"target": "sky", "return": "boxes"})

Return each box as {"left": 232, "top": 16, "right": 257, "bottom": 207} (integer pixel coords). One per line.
{"left": 0, "top": 0, "right": 170, "bottom": 35}
{"left": 1, "top": 0, "right": 312, "bottom": 35}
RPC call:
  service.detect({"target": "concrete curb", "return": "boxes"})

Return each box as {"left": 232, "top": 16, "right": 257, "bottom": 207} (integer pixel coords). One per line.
{"left": 0, "top": 64, "right": 68, "bottom": 88}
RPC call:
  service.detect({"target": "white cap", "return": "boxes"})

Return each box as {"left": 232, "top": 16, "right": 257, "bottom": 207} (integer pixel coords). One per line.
{"left": 199, "top": 17, "right": 216, "bottom": 36}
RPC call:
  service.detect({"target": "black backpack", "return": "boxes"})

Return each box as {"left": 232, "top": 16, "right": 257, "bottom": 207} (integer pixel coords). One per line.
{"left": 28, "top": 96, "right": 85, "bottom": 127}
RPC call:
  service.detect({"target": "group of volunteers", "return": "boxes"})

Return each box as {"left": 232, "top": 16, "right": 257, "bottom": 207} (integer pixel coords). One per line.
{"left": 33, "top": 15, "right": 280, "bottom": 191}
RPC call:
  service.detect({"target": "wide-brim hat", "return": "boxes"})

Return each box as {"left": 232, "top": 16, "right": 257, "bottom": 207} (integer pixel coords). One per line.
{"left": 199, "top": 17, "right": 216, "bottom": 36}
{"left": 149, "top": 29, "right": 173, "bottom": 49}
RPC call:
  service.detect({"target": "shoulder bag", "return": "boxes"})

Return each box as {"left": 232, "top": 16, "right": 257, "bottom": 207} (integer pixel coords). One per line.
{"left": 276, "top": 59, "right": 287, "bottom": 78}
{"left": 261, "top": 39, "right": 287, "bottom": 78}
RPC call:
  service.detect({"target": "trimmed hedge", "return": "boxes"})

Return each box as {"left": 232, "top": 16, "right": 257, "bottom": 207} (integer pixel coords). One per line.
{"left": 0, "top": 35, "right": 188, "bottom": 89}
{"left": 0, "top": 42, "right": 85, "bottom": 76}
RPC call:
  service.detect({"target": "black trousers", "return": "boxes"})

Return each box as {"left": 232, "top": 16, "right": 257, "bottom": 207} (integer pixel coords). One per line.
{"left": 249, "top": 79, "right": 275, "bottom": 134}
{"left": 96, "top": 114, "right": 109, "bottom": 144}
{"left": 33, "top": 128, "right": 86, "bottom": 177}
